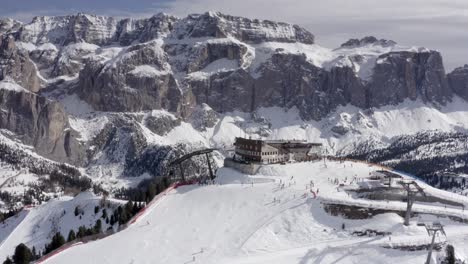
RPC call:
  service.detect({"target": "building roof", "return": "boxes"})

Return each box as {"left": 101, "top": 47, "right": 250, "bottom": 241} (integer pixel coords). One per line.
{"left": 235, "top": 137, "right": 322, "bottom": 145}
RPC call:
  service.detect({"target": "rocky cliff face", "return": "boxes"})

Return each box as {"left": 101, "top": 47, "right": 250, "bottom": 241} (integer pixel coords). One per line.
{"left": 17, "top": 14, "right": 118, "bottom": 45}
{"left": 0, "top": 82, "right": 83, "bottom": 164}
{"left": 0, "top": 36, "right": 40, "bottom": 92}
{"left": 448, "top": 65, "right": 468, "bottom": 101}
{"left": 115, "top": 13, "right": 177, "bottom": 45}
{"left": 77, "top": 40, "right": 182, "bottom": 112}
{"left": 2, "top": 12, "right": 462, "bottom": 121}
{"left": 174, "top": 12, "right": 314, "bottom": 44}
{"left": 0, "top": 18, "right": 22, "bottom": 35}
{"left": 368, "top": 51, "right": 451, "bottom": 107}
{"left": 0, "top": 11, "right": 467, "bottom": 182}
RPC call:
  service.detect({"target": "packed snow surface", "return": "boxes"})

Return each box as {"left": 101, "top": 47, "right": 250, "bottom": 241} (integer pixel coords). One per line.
{"left": 42, "top": 161, "right": 468, "bottom": 264}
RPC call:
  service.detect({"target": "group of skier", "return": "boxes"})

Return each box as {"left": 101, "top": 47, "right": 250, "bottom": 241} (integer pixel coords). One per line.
{"left": 272, "top": 176, "right": 320, "bottom": 204}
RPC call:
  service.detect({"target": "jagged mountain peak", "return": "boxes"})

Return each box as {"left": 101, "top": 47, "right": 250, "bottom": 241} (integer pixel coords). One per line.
{"left": 448, "top": 63, "right": 468, "bottom": 101}
{"left": 340, "top": 36, "right": 396, "bottom": 48}
{"left": 18, "top": 13, "right": 118, "bottom": 45}
{"left": 174, "top": 11, "right": 314, "bottom": 44}
{"left": 5, "top": 11, "right": 315, "bottom": 47}
{"left": 0, "top": 18, "right": 22, "bottom": 35}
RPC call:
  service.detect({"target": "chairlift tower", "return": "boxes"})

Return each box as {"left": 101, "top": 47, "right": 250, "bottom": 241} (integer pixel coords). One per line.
{"left": 399, "top": 180, "right": 426, "bottom": 226}
{"left": 424, "top": 222, "right": 446, "bottom": 264}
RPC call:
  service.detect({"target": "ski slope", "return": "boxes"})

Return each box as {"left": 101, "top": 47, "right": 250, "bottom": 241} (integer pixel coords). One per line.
{"left": 42, "top": 161, "right": 468, "bottom": 264}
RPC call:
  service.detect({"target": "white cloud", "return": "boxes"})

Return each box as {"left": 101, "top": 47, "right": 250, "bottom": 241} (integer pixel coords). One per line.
{"left": 162, "top": 0, "right": 468, "bottom": 71}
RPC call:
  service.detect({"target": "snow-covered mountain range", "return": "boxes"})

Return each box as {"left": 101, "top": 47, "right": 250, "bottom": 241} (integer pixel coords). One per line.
{"left": 1, "top": 11, "right": 468, "bottom": 264}
{"left": 0, "top": 11, "right": 467, "bottom": 207}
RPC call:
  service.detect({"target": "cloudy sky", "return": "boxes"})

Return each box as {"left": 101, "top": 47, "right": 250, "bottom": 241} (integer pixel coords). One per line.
{"left": 1, "top": 0, "right": 467, "bottom": 71}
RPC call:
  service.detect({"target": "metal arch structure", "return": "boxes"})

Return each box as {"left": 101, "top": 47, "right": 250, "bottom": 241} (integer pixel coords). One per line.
{"left": 168, "top": 148, "right": 217, "bottom": 182}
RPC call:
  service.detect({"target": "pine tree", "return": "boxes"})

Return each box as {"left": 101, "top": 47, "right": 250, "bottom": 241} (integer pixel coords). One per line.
{"left": 67, "top": 230, "right": 76, "bottom": 242}
{"left": 32, "top": 246, "right": 38, "bottom": 260}
{"left": 85, "top": 227, "right": 94, "bottom": 236}
{"left": 94, "top": 206, "right": 99, "bottom": 215}
{"left": 132, "top": 202, "right": 141, "bottom": 215}
{"left": 125, "top": 201, "right": 134, "bottom": 216}
{"left": 94, "top": 219, "right": 102, "bottom": 234}
{"left": 77, "top": 226, "right": 86, "bottom": 238}
{"left": 13, "top": 243, "right": 33, "bottom": 264}
{"left": 147, "top": 183, "right": 156, "bottom": 201}
{"left": 45, "top": 233, "right": 66, "bottom": 254}
{"left": 3, "top": 257, "right": 12, "bottom": 264}
{"left": 74, "top": 206, "right": 80, "bottom": 217}
{"left": 101, "top": 209, "right": 107, "bottom": 219}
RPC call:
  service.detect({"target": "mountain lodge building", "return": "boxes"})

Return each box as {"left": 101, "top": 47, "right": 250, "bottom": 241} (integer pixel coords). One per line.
{"left": 233, "top": 137, "right": 322, "bottom": 164}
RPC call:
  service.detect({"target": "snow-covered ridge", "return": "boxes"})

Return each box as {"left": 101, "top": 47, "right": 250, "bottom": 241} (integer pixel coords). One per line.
{"left": 18, "top": 13, "right": 118, "bottom": 45}
{"left": 9, "top": 11, "right": 313, "bottom": 47}
{"left": 2, "top": 11, "right": 438, "bottom": 89}
{"left": 174, "top": 11, "right": 314, "bottom": 44}
{"left": 0, "top": 80, "right": 29, "bottom": 93}
{"left": 128, "top": 65, "right": 169, "bottom": 77}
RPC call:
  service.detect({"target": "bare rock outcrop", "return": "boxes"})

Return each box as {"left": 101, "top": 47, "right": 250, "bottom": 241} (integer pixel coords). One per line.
{"left": 448, "top": 65, "right": 468, "bottom": 101}
{"left": 0, "top": 85, "right": 83, "bottom": 164}
{"left": 174, "top": 12, "right": 314, "bottom": 44}
{"left": 0, "top": 36, "right": 40, "bottom": 92}
{"left": 77, "top": 41, "right": 182, "bottom": 112}
{"left": 368, "top": 51, "right": 451, "bottom": 107}
{"left": 17, "top": 13, "right": 118, "bottom": 45}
